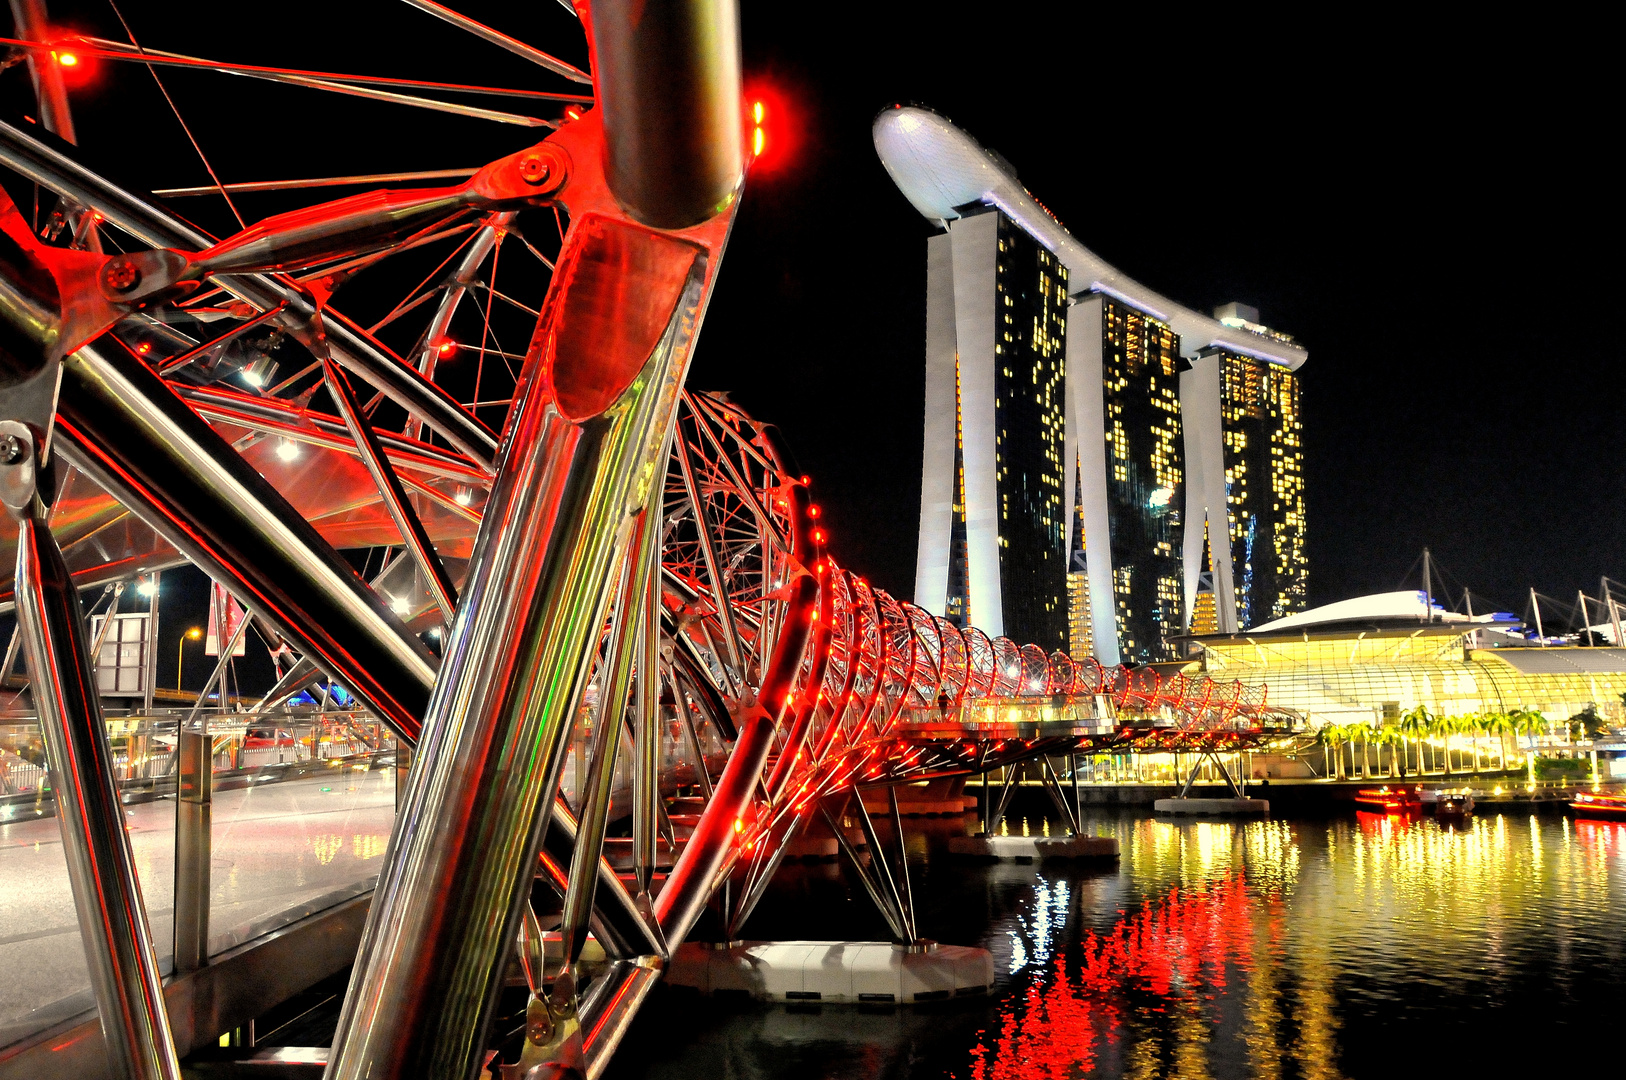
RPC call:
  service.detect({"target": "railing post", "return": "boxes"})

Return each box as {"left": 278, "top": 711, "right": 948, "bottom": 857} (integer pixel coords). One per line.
{"left": 394, "top": 745, "right": 412, "bottom": 809}
{"left": 5, "top": 428, "right": 182, "bottom": 1080}
{"left": 173, "top": 723, "right": 212, "bottom": 973}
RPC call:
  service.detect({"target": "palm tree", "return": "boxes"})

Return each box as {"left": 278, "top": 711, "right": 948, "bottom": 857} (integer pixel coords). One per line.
{"left": 1354, "top": 722, "right": 1374, "bottom": 779}
{"left": 1486, "top": 711, "right": 1517, "bottom": 772}
{"left": 1399, "top": 706, "right": 1431, "bottom": 775}
{"left": 1462, "top": 712, "right": 1485, "bottom": 773}
{"left": 1431, "top": 713, "right": 1456, "bottom": 776}
{"left": 1514, "top": 708, "right": 1547, "bottom": 782}
{"left": 1316, "top": 724, "right": 1343, "bottom": 779}
{"left": 1375, "top": 727, "right": 1397, "bottom": 777}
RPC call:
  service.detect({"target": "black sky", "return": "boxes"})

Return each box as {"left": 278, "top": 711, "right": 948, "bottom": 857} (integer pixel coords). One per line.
{"left": 698, "top": 6, "right": 1623, "bottom": 623}
{"left": 7, "top": 2, "right": 1622, "bottom": 647}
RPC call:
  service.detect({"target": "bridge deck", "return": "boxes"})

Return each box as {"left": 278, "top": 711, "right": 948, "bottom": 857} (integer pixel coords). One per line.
{"left": 0, "top": 771, "right": 394, "bottom": 1049}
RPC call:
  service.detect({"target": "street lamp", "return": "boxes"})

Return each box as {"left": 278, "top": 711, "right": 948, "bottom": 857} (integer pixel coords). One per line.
{"left": 176, "top": 627, "right": 202, "bottom": 692}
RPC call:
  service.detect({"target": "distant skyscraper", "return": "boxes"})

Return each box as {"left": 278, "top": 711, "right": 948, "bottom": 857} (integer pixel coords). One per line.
{"left": 878, "top": 106, "right": 1308, "bottom": 661}
{"left": 1066, "top": 294, "right": 1186, "bottom": 663}
{"left": 1214, "top": 345, "right": 1306, "bottom": 625}
{"left": 920, "top": 208, "right": 1070, "bottom": 650}
{"left": 1180, "top": 305, "right": 1308, "bottom": 632}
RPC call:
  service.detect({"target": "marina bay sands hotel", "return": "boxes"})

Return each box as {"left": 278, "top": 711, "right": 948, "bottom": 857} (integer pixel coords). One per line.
{"left": 875, "top": 106, "right": 1308, "bottom": 665}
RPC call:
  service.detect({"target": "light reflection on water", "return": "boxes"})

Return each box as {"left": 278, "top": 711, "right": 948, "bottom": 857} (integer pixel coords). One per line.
{"left": 607, "top": 809, "right": 1626, "bottom": 1080}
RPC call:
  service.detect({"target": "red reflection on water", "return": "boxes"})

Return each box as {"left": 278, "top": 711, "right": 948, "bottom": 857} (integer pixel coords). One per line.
{"left": 1355, "top": 808, "right": 1421, "bottom": 835}
{"left": 1574, "top": 817, "right": 1626, "bottom": 855}
{"left": 967, "top": 875, "right": 1266, "bottom": 1079}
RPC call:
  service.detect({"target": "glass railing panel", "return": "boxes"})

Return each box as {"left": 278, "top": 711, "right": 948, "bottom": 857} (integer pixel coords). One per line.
{"left": 205, "top": 713, "right": 396, "bottom": 956}
{"left": 0, "top": 716, "right": 175, "bottom": 1049}
{"left": 112, "top": 716, "right": 178, "bottom": 976}
{"left": 0, "top": 719, "right": 92, "bottom": 1050}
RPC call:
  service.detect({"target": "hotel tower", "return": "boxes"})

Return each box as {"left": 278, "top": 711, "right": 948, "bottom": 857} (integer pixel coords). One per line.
{"left": 876, "top": 106, "right": 1309, "bottom": 664}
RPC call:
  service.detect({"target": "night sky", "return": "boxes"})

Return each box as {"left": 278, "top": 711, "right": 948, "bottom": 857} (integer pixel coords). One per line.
{"left": 3, "top": 3, "right": 1618, "bottom": 692}
{"left": 701, "top": 7, "right": 1622, "bottom": 624}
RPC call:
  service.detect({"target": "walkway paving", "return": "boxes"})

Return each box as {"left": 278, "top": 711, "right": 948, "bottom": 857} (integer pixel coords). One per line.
{"left": 0, "top": 770, "right": 395, "bottom": 1048}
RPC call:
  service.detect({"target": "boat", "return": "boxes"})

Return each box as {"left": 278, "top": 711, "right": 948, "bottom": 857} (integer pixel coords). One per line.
{"left": 1354, "top": 786, "right": 1423, "bottom": 812}
{"left": 1569, "top": 792, "right": 1626, "bottom": 820}
{"left": 1434, "top": 791, "right": 1475, "bottom": 819}
{"left": 1419, "top": 787, "right": 1476, "bottom": 817}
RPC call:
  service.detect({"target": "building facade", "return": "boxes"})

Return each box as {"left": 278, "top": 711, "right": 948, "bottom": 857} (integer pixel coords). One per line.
{"left": 1193, "top": 593, "right": 1626, "bottom": 736}
{"left": 880, "top": 106, "right": 1308, "bottom": 663}
{"left": 1182, "top": 342, "right": 1308, "bottom": 632}
{"left": 1064, "top": 294, "right": 1187, "bottom": 664}
{"left": 920, "top": 208, "right": 1071, "bottom": 650}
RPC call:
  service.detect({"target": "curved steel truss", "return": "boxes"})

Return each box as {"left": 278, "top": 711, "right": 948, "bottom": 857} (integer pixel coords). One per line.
{"left": 0, "top": 3, "right": 1294, "bottom": 1077}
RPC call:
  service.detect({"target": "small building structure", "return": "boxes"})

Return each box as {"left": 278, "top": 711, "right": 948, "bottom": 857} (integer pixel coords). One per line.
{"left": 1180, "top": 590, "right": 1626, "bottom": 777}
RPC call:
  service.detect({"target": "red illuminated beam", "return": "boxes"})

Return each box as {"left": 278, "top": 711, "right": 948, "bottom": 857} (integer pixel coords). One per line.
{"left": 0, "top": 36, "right": 586, "bottom": 128}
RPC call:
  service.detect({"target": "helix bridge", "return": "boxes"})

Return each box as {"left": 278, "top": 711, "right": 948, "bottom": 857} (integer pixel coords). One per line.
{"left": 0, "top": 2, "right": 1295, "bottom": 1077}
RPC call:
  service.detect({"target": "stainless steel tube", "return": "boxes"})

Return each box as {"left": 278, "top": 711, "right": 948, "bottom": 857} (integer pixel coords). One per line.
{"left": 560, "top": 509, "right": 656, "bottom": 967}
{"left": 322, "top": 356, "right": 459, "bottom": 622}
{"left": 631, "top": 506, "right": 662, "bottom": 895}
{"left": 540, "top": 801, "right": 665, "bottom": 960}
{"left": 8, "top": 0, "right": 77, "bottom": 142}
{"left": 580, "top": 957, "right": 664, "bottom": 1080}
{"left": 172, "top": 726, "right": 212, "bottom": 974}
{"left": 0, "top": 120, "right": 500, "bottom": 467}
{"left": 12, "top": 506, "right": 181, "bottom": 1080}
{"left": 55, "top": 344, "right": 437, "bottom": 739}
{"left": 589, "top": 0, "right": 743, "bottom": 229}
{"left": 325, "top": 213, "right": 710, "bottom": 1079}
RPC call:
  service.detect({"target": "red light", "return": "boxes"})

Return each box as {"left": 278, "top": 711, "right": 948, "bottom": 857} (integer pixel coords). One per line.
{"left": 743, "top": 86, "right": 797, "bottom": 174}
{"left": 565, "top": 107, "right": 581, "bottom": 122}
{"left": 436, "top": 340, "right": 456, "bottom": 356}
{"left": 55, "top": 51, "right": 78, "bottom": 67}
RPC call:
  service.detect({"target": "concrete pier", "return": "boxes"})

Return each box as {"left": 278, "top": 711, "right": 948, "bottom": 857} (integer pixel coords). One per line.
{"left": 665, "top": 940, "right": 994, "bottom": 1003}
{"left": 945, "top": 834, "right": 1118, "bottom": 860}
{"left": 1153, "top": 797, "right": 1270, "bottom": 816}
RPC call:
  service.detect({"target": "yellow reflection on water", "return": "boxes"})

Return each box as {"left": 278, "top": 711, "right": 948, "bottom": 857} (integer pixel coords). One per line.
{"left": 964, "top": 810, "right": 1625, "bottom": 1080}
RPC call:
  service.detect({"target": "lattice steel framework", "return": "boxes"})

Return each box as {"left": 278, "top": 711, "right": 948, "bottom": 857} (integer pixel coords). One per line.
{"left": 0, "top": 4, "right": 1294, "bottom": 1077}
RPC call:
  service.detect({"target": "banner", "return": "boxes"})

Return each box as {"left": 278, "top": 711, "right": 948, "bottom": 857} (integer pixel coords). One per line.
{"left": 206, "top": 582, "right": 248, "bottom": 657}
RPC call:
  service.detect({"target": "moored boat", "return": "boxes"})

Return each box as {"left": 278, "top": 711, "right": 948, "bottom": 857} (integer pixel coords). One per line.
{"left": 1570, "top": 792, "right": 1626, "bottom": 820}
{"left": 1435, "top": 791, "right": 1475, "bottom": 819}
{"left": 1354, "top": 786, "right": 1422, "bottom": 812}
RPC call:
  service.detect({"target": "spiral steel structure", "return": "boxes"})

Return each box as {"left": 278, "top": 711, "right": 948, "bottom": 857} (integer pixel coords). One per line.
{"left": 0, "top": 4, "right": 1298, "bottom": 1076}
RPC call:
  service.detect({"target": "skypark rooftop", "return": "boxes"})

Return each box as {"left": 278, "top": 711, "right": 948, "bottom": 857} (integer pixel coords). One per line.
{"left": 872, "top": 105, "right": 1308, "bottom": 371}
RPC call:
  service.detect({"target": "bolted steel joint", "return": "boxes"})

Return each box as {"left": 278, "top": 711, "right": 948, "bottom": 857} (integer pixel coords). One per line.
{"left": 513, "top": 145, "right": 569, "bottom": 195}
{"left": 0, "top": 420, "right": 39, "bottom": 520}
{"left": 518, "top": 153, "right": 552, "bottom": 185}
{"left": 469, "top": 143, "right": 571, "bottom": 204}
{"left": 101, "top": 258, "right": 142, "bottom": 293}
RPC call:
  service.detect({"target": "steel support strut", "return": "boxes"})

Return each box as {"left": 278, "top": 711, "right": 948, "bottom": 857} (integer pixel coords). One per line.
{"left": 324, "top": 48, "right": 739, "bottom": 1066}
{"left": 3, "top": 428, "right": 180, "bottom": 1080}
{"left": 0, "top": 119, "right": 501, "bottom": 467}
{"left": 53, "top": 346, "right": 438, "bottom": 737}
